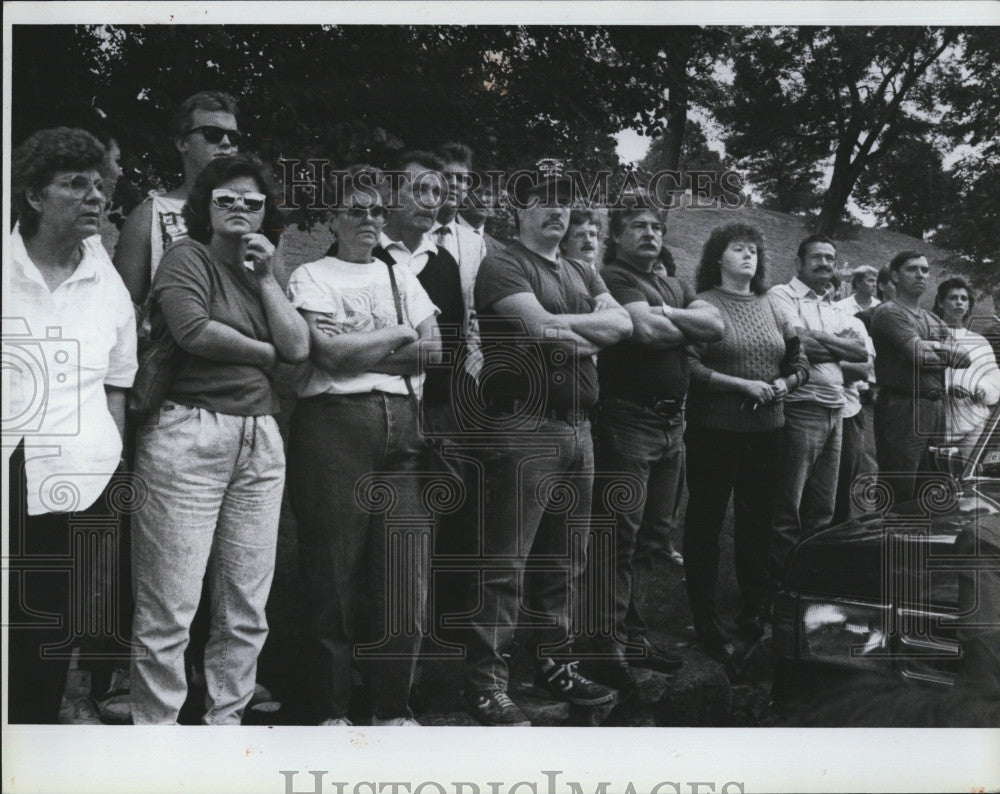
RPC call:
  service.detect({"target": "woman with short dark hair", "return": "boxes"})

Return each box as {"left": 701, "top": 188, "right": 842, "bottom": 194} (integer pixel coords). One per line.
{"left": 8, "top": 127, "right": 137, "bottom": 723}
{"left": 683, "top": 223, "right": 808, "bottom": 658}
{"left": 934, "top": 276, "right": 1000, "bottom": 457}
{"left": 129, "top": 153, "right": 309, "bottom": 724}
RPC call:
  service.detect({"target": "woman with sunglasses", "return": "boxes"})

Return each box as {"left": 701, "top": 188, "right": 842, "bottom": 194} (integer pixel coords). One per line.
{"left": 286, "top": 164, "right": 441, "bottom": 726}
{"left": 129, "top": 154, "right": 309, "bottom": 724}
{"left": 8, "top": 127, "right": 137, "bottom": 723}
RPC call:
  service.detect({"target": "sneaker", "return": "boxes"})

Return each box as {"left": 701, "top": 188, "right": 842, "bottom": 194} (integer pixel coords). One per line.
{"left": 319, "top": 717, "right": 353, "bottom": 726}
{"left": 627, "top": 636, "right": 684, "bottom": 673}
{"left": 59, "top": 695, "right": 104, "bottom": 725}
{"left": 465, "top": 689, "right": 532, "bottom": 726}
{"left": 93, "top": 666, "right": 131, "bottom": 724}
{"left": 534, "top": 659, "right": 616, "bottom": 706}
{"left": 372, "top": 716, "right": 421, "bottom": 726}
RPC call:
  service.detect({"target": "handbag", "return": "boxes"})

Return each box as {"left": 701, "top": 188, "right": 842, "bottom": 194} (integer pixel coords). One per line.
{"left": 127, "top": 310, "right": 186, "bottom": 420}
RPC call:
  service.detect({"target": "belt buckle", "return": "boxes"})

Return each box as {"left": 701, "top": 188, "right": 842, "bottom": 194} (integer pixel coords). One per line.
{"left": 652, "top": 399, "right": 680, "bottom": 417}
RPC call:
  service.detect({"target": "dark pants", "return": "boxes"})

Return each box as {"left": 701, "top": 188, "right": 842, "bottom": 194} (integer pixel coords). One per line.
{"left": 7, "top": 444, "right": 126, "bottom": 723}
{"left": 683, "top": 424, "right": 782, "bottom": 628}
{"left": 464, "top": 416, "right": 594, "bottom": 692}
{"left": 288, "top": 392, "right": 429, "bottom": 722}
{"left": 875, "top": 394, "right": 944, "bottom": 506}
{"left": 592, "top": 399, "right": 685, "bottom": 644}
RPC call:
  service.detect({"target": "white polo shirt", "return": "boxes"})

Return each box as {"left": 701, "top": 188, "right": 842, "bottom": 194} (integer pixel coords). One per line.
{"left": 4, "top": 227, "right": 137, "bottom": 515}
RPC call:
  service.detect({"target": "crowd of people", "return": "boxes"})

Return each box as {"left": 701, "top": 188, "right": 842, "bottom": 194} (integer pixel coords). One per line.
{"left": 8, "top": 90, "right": 999, "bottom": 727}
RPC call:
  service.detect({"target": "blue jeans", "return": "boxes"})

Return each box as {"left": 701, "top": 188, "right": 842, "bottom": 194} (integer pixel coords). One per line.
{"left": 593, "top": 399, "right": 685, "bottom": 642}
{"left": 130, "top": 402, "right": 284, "bottom": 724}
{"left": 464, "top": 416, "right": 594, "bottom": 692}
{"left": 288, "top": 392, "right": 429, "bottom": 722}
{"left": 771, "top": 401, "right": 842, "bottom": 573}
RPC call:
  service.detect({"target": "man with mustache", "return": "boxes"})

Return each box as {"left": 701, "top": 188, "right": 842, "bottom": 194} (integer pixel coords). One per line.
{"left": 767, "top": 235, "right": 869, "bottom": 614}
{"left": 560, "top": 208, "right": 602, "bottom": 271}
{"left": 589, "top": 200, "right": 722, "bottom": 689}
{"left": 464, "top": 163, "right": 633, "bottom": 725}
{"left": 870, "top": 252, "right": 971, "bottom": 504}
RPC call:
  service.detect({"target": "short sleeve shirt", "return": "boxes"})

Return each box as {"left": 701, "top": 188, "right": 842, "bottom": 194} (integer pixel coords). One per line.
{"left": 287, "top": 256, "right": 438, "bottom": 397}
{"left": 5, "top": 228, "right": 137, "bottom": 515}
{"left": 598, "top": 259, "right": 695, "bottom": 404}
{"left": 151, "top": 239, "right": 281, "bottom": 416}
{"left": 475, "top": 240, "right": 608, "bottom": 411}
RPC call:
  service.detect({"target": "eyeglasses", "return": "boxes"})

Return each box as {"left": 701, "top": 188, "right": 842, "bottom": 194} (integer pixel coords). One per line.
{"left": 187, "top": 125, "right": 243, "bottom": 145}
{"left": 52, "top": 174, "right": 105, "bottom": 199}
{"left": 211, "top": 189, "right": 266, "bottom": 212}
{"left": 344, "top": 204, "right": 388, "bottom": 222}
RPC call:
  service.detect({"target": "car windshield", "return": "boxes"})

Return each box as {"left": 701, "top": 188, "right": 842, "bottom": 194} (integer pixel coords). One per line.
{"left": 971, "top": 407, "right": 1000, "bottom": 478}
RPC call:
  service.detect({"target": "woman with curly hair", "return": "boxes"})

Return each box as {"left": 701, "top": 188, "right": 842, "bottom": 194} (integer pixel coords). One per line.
{"left": 683, "top": 222, "right": 809, "bottom": 659}
{"left": 933, "top": 276, "right": 1000, "bottom": 458}
{"left": 7, "top": 127, "right": 137, "bottom": 723}
{"left": 129, "top": 154, "right": 309, "bottom": 724}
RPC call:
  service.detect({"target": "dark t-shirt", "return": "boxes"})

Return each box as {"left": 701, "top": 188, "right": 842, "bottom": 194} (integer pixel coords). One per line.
{"left": 598, "top": 259, "right": 695, "bottom": 403}
{"left": 871, "top": 301, "right": 950, "bottom": 394}
{"left": 474, "top": 240, "right": 607, "bottom": 412}
{"left": 152, "top": 238, "right": 279, "bottom": 416}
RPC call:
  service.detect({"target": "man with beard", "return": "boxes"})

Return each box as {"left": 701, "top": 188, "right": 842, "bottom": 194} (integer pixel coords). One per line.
{"left": 464, "top": 163, "right": 633, "bottom": 725}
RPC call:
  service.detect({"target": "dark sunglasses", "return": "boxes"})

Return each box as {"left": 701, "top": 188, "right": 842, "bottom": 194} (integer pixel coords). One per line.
{"left": 211, "top": 189, "right": 266, "bottom": 212}
{"left": 344, "top": 204, "right": 388, "bottom": 222}
{"left": 188, "top": 125, "right": 243, "bottom": 145}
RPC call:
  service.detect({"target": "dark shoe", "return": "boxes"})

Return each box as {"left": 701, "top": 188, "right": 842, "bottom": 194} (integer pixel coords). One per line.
{"left": 627, "top": 636, "right": 683, "bottom": 672}
{"left": 581, "top": 646, "right": 637, "bottom": 692}
{"left": 694, "top": 621, "right": 734, "bottom": 663}
{"left": 736, "top": 614, "right": 764, "bottom": 642}
{"left": 465, "top": 689, "right": 532, "bottom": 726}
{"left": 534, "top": 659, "right": 616, "bottom": 706}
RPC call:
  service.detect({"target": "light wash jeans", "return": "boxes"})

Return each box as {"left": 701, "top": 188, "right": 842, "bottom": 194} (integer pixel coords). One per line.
{"left": 130, "top": 401, "right": 284, "bottom": 725}
{"left": 771, "top": 401, "right": 842, "bottom": 574}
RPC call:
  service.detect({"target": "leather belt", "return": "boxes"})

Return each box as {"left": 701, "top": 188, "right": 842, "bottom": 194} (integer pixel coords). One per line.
{"left": 602, "top": 396, "right": 685, "bottom": 419}
{"left": 879, "top": 385, "right": 944, "bottom": 402}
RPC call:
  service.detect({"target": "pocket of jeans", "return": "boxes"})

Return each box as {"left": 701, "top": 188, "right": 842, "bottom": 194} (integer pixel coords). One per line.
{"left": 143, "top": 401, "right": 200, "bottom": 432}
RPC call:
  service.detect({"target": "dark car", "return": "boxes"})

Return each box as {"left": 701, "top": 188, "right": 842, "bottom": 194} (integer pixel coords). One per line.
{"left": 772, "top": 408, "right": 1000, "bottom": 700}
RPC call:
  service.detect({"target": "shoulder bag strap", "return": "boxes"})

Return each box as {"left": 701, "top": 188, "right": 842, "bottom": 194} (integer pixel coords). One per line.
{"left": 383, "top": 259, "right": 419, "bottom": 403}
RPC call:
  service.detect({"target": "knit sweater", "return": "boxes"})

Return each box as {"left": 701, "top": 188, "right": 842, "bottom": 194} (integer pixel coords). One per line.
{"left": 687, "top": 287, "right": 798, "bottom": 433}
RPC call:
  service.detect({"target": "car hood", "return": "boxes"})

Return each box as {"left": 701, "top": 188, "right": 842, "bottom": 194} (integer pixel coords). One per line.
{"left": 782, "top": 480, "right": 1000, "bottom": 603}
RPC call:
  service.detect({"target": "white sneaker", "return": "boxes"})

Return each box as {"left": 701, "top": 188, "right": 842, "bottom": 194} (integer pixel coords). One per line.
{"left": 372, "top": 716, "right": 421, "bottom": 726}
{"left": 319, "top": 717, "right": 353, "bottom": 726}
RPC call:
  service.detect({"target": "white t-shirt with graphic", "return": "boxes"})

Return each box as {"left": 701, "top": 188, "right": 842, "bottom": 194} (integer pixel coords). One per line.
{"left": 287, "top": 256, "right": 438, "bottom": 397}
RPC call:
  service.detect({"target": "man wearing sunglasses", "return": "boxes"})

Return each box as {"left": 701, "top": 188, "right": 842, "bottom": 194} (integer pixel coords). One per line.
{"left": 113, "top": 90, "right": 241, "bottom": 312}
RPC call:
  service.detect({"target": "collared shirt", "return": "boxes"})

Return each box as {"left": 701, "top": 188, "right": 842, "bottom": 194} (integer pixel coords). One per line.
{"left": 769, "top": 277, "right": 864, "bottom": 409}
{"left": 378, "top": 230, "right": 438, "bottom": 276}
{"left": 4, "top": 227, "right": 137, "bottom": 515}
{"left": 835, "top": 294, "right": 880, "bottom": 318}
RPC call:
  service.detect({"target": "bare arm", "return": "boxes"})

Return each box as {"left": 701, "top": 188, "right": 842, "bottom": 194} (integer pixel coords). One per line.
{"left": 661, "top": 299, "right": 724, "bottom": 343}
{"left": 112, "top": 200, "right": 153, "bottom": 307}
{"left": 564, "top": 292, "right": 633, "bottom": 349}
{"left": 244, "top": 234, "right": 310, "bottom": 363}
{"left": 625, "top": 301, "right": 685, "bottom": 349}
{"left": 492, "top": 292, "right": 601, "bottom": 357}
{"left": 304, "top": 310, "right": 417, "bottom": 374}
{"left": 105, "top": 386, "right": 126, "bottom": 442}
{"left": 370, "top": 315, "right": 443, "bottom": 376}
